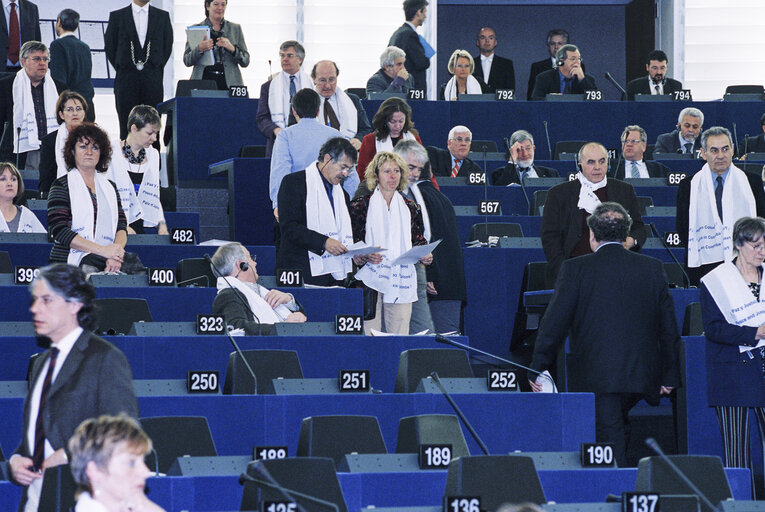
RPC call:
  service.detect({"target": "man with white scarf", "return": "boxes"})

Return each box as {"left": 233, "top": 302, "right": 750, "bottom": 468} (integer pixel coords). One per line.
{"left": 12, "top": 41, "right": 62, "bottom": 170}
{"left": 676, "top": 126, "right": 765, "bottom": 286}
{"left": 541, "top": 142, "right": 646, "bottom": 288}
{"left": 256, "top": 40, "right": 313, "bottom": 157}
{"left": 312, "top": 60, "right": 372, "bottom": 151}
{"left": 211, "top": 242, "right": 306, "bottom": 335}
{"left": 277, "top": 137, "right": 356, "bottom": 286}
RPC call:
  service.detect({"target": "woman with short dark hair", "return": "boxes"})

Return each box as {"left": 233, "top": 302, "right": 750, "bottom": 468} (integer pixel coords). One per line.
{"left": 0, "top": 162, "right": 45, "bottom": 232}
{"left": 38, "top": 90, "right": 88, "bottom": 196}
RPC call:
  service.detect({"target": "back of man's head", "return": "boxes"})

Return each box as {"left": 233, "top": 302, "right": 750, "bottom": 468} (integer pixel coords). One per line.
{"left": 58, "top": 9, "right": 80, "bottom": 32}
{"left": 292, "top": 88, "right": 321, "bottom": 119}
{"left": 587, "top": 202, "right": 632, "bottom": 243}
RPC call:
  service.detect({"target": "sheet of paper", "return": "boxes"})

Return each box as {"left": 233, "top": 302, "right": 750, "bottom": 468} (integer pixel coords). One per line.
{"left": 535, "top": 371, "right": 558, "bottom": 393}
{"left": 186, "top": 26, "right": 214, "bottom": 66}
{"left": 389, "top": 239, "right": 441, "bottom": 266}
{"left": 79, "top": 22, "right": 105, "bottom": 49}
{"left": 346, "top": 242, "right": 387, "bottom": 257}
{"left": 739, "top": 339, "right": 765, "bottom": 353}
{"left": 370, "top": 328, "right": 429, "bottom": 336}
{"left": 90, "top": 51, "right": 109, "bottom": 79}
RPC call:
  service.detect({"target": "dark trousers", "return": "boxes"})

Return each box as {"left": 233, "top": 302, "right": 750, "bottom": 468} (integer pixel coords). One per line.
{"left": 113, "top": 68, "right": 164, "bottom": 140}
{"left": 595, "top": 392, "right": 643, "bottom": 467}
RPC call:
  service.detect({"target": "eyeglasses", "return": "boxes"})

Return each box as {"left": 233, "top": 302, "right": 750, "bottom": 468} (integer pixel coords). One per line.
{"left": 279, "top": 52, "right": 297, "bottom": 59}
{"left": 745, "top": 241, "right": 765, "bottom": 252}
{"left": 565, "top": 56, "right": 583, "bottom": 62}
{"left": 623, "top": 139, "right": 643, "bottom": 145}
{"left": 451, "top": 137, "right": 471, "bottom": 144}
{"left": 315, "top": 77, "right": 337, "bottom": 85}
{"left": 27, "top": 56, "right": 49, "bottom": 63}
{"left": 63, "top": 106, "right": 84, "bottom": 113}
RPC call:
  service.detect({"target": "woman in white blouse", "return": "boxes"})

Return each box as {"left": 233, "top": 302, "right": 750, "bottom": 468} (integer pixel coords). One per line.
{"left": 0, "top": 162, "right": 45, "bottom": 233}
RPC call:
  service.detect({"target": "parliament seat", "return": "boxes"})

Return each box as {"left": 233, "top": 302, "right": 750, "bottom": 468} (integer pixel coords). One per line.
{"left": 394, "top": 348, "right": 473, "bottom": 393}
{"left": 297, "top": 415, "right": 388, "bottom": 465}
{"left": 223, "top": 349, "right": 303, "bottom": 394}
{"left": 140, "top": 416, "right": 218, "bottom": 474}
{"left": 94, "top": 298, "right": 152, "bottom": 335}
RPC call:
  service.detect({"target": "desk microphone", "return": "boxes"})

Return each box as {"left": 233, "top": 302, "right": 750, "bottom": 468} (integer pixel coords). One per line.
{"left": 543, "top": 120, "right": 553, "bottom": 160}
{"left": 434, "top": 334, "right": 556, "bottom": 390}
{"left": 744, "top": 133, "right": 750, "bottom": 158}
{"left": 240, "top": 462, "right": 339, "bottom": 512}
{"left": 732, "top": 122, "right": 739, "bottom": 158}
{"left": 604, "top": 72, "right": 627, "bottom": 97}
{"left": 644, "top": 438, "right": 717, "bottom": 512}
{"left": 429, "top": 371, "right": 490, "bottom": 455}
{"left": 205, "top": 253, "right": 262, "bottom": 335}
{"left": 648, "top": 223, "right": 691, "bottom": 289}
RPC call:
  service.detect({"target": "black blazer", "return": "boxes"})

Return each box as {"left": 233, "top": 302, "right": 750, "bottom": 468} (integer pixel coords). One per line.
{"left": 531, "top": 243, "right": 681, "bottom": 397}
{"left": 426, "top": 146, "right": 482, "bottom": 177}
{"left": 104, "top": 5, "right": 173, "bottom": 73}
{"left": 472, "top": 54, "right": 515, "bottom": 93}
{"left": 491, "top": 163, "right": 559, "bottom": 186}
{"left": 38, "top": 130, "right": 57, "bottom": 197}
{"left": 741, "top": 133, "right": 765, "bottom": 155}
{"left": 612, "top": 160, "right": 670, "bottom": 180}
{"left": 654, "top": 129, "right": 702, "bottom": 156}
{"left": 625, "top": 76, "right": 683, "bottom": 100}
{"left": 531, "top": 68, "right": 597, "bottom": 101}
{"left": 276, "top": 170, "right": 351, "bottom": 286}
{"left": 541, "top": 178, "right": 647, "bottom": 287}
{"left": 49, "top": 35, "right": 94, "bottom": 108}
{"left": 389, "top": 23, "right": 429, "bottom": 92}
{"left": 0, "top": 0, "right": 40, "bottom": 66}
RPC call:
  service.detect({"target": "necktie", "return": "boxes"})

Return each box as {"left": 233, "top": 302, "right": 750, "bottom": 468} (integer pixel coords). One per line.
{"left": 684, "top": 143, "right": 693, "bottom": 155}
{"left": 289, "top": 75, "right": 296, "bottom": 99}
{"left": 564, "top": 79, "right": 572, "bottom": 94}
{"left": 32, "top": 347, "right": 59, "bottom": 470}
{"left": 8, "top": 1, "right": 20, "bottom": 64}
{"left": 451, "top": 160, "right": 461, "bottom": 177}
{"left": 630, "top": 161, "right": 640, "bottom": 178}
{"left": 654, "top": 84, "right": 660, "bottom": 95}
{"left": 323, "top": 99, "right": 340, "bottom": 130}
{"left": 715, "top": 176, "right": 724, "bottom": 222}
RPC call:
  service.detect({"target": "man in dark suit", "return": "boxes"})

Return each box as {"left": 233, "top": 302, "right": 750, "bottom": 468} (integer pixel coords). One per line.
{"left": 740, "top": 113, "right": 765, "bottom": 157}
{"left": 1, "top": 0, "right": 39, "bottom": 72}
{"left": 389, "top": 0, "right": 429, "bottom": 94}
{"left": 625, "top": 50, "right": 683, "bottom": 101}
{"left": 527, "top": 29, "right": 580, "bottom": 101}
{"left": 49, "top": 9, "right": 95, "bottom": 121}
{"left": 256, "top": 40, "right": 312, "bottom": 157}
{"left": 427, "top": 125, "right": 482, "bottom": 178}
{"left": 311, "top": 60, "right": 372, "bottom": 150}
{"left": 531, "top": 44, "right": 596, "bottom": 101}
{"left": 613, "top": 125, "right": 670, "bottom": 180}
{"left": 9, "top": 264, "right": 138, "bottom": 510}
{"left": 676, "top": 127, "right": 765, "bottom": 286}
{"left": 653, "top": 107, "right": 704, "bottom": 156}
{"left": 492, "top": 129, "right": 559, "bottom": 187}
{"left": 277, "top": 137, "right": 357, "bottom": 286}
{"left": 541, "top": 142, "right": 646, "bottom": 288}
{"left": 104, "top": 0, "right": 173, "bottom": 140}
{"left": 472, "top": 27, "right": 514, "bottom": 94}
{"left": 531, "top": 202, "right": 680, "bottom": 467}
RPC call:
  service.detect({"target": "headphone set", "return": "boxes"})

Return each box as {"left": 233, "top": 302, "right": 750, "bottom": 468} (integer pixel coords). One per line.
{"left": 239, "top": 261, "right": 249, "bottom": 272}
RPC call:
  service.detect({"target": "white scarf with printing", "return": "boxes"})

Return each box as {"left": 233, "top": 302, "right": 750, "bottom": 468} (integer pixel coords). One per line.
{"left": 12, "top": 69, "right": 58, "bottom": 153}
{"left": 576, "top": 172, "right": 607, "bottom": 214}
{"left": 316, "top": 89, "right": 358, "bottom": 140}
{"left": 0, "top": 205, "right": 45, "bottom": 233}
{"left": 105, "top": 141, "right": 164, "bottom": 226}
{"left": 66, "top": 170, "right": 118, "bottom": 265}
{"left": 268, "top": 70, "right": 312, "bottom": 129}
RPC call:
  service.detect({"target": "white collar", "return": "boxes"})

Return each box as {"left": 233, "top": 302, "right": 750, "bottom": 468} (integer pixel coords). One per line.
{"left": 594, "top": 241, "right": 622, "bottom": 252}
{"left": 3, "top": 0, "right": 19, "bottom": 10}
{"left": 481, "top": 53, "right": 494, "bottom": 62}
{"left": 58, "top": 32, "right": 76, "bottom": 38}
{"left": 51, "top": 326, "right": 83, "bottom": 362}
{"left": 405, "top": 21, "right": 417, "bottom": 30}
{"left": 131, "top": 1, "right": 149, "bottom": 14}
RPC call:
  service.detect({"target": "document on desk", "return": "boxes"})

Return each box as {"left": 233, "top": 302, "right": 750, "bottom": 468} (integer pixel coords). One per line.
{"left": 345, "top": 242, "right": 387, "bottom": 257}
{"left": 389, "top": 240, "right": 441, "bottom": 266}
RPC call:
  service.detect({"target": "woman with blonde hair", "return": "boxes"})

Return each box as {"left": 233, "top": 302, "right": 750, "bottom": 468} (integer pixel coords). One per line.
{"left": 443, "top": 49, "right": 484, "bottom": 100}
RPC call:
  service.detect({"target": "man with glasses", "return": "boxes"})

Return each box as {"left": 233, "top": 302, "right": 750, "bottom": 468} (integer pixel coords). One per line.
{"left": 311, "top": 60, "right": 371, "bottom": 151}
{"left": 6, "top": 41, "right": 63, "bottom": 169}
{"left": 531, "top": 44, "right": 596, "bottom": 101}
{"left": 427, "top": 125, "right": 483, "bottom": 178}
{"left": 676, "top": 127, "right": 765, "bottom": 285}
{"left": 527, "top": 29, "right": 585, "bottom": 101}
{"left": 492, "top": 129, "right": 559, "bottom": 186}
{"left": 256, "top": 40, "right": 312, "bottom": 157}
{"left": 612, "top": 125, "right": 669, "bottom": 179}
{"left": 276, "top": 137, "right": 357, "bottom": 286}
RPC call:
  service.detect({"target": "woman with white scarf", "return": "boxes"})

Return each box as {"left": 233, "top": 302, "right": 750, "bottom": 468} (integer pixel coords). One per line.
{"left": 350, "top": 151, "right": 432, "bottom": 335}
{"left": 356, "top": 97, "right": 422, "bottom": 180}
{"left": 105, "top": 105, "right": 167, "bottom": 235}
{"left": 700, "top": 216, "right": 765, "bottom": 497}
{"left": 0, "top": 162, "right": 45, "bottom": 233}
{"left": 47, "top": 123, "right": 127, "bottom": 272}
{"left": 211, "top": 242, "right": 306, "bottom": 335}
{"left": 442, "top": 49, "right": 484, "bottom": 101}
{"left": 69, "top": 414, "right": 164, "bottom": 512}
{"left": 38, "top": 91, "right": 87, "bottom": 197}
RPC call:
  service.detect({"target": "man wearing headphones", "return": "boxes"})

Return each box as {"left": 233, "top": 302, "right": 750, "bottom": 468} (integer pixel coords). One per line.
{"left": 527, "top": 29, "right": 584, "bottom": 101}
{"left": 540, "top": 142, "right": 646, "bottom": 288}
{"left": 625, "top": 50, "right": 683, "bottom": 100}
{"left": 612, "top": 125, "right": 670, "bottom": 179}
{"left": 531, "top": 44, "right": 597, "bottom": 100}
{"left": 211, "top": 242, "right": 306, "bottom": 335}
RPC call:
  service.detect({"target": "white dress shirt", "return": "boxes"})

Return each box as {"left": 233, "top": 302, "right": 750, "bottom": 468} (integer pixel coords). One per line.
{"left": 481, "top": 53, "right": 493, "bottom": 82}
{"left": 625, "top": 159, "right": 650, "bottom": 179}
{"left": 131, "top": 1, "right": 149, "bottom": 47}
{"left": 650, "top": 78, "right": 664, "bottom": 95}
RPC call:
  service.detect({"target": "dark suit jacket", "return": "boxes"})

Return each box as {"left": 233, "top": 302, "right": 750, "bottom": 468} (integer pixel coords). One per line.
{"left": 654, "top": 129, "right": 702, "bottom": 156}
{"left": 276, "top": 170, "right": 351, "bottom": 286}
{"left": 527, "top": 57, "right": 586, "bottom": 100}
{"left": 0, "top": 0, "right": 39, "bottom": 67}
{"left": 389, "top": 23, "right": 429, "bottom": 93}
{"left": 531, "top": 68, "right": 597, "bottom": 101}
{"left": 531, "top": 243, "right": 681, "bottom": 396}
{"left": 612, "top": 160, "right": 670, "bottom": 180}
{"left": 13, "top": 331, "right": 138, "bottom": 504}
{"left": 625, "top": 76, "right": 683, "bottom": 100}
{"left": 346, "top": 92, "right": 372, "bottom": 141}
{"left": 104, "top": 5, "right": 173, "bottom": 73}
{"left": 426, "top": 146, "right": 482, "bottom": 177}
{"left": 49, "top": 35, "right": 94, "bottom": 109}
{"left": 491, "top": 163, "right": 559, "bottom": 186}
{"left": 472, "top": 54, "right": 515, "bottom": 93}
{"left": 38, "top": 130, "right": 57, "bottom": 196}
{"left": 700, "top": 281, "right": 765, "bottom": 407}
{"left": 541, "top": 178, "right": 647, "bottom": 288}
{"left": 742, "top": 133, "right": 765, "bottom": 155}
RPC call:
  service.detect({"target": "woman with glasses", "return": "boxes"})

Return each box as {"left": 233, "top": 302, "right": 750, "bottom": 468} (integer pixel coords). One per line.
{"left": 441, "top": 49, "right": 484, "bottom": 101}
{"left": 700, "top": 216, "right": 765, "bottom": 497}
{"left": 38, "top": 91, "right": 88, "bottom": 197}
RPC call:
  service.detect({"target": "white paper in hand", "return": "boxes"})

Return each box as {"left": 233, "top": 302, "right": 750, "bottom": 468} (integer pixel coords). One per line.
{"left": 535, "top": 371, "right": 558, "bottom": 393}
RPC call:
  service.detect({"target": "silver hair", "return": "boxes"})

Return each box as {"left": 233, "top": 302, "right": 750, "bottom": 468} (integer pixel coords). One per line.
{"left": 621, "top": 125, "right": 647, "bottom": 144}
{"left": 393, "top": 139, "right": 428, "bottom": 165}
{"left": 677, "top": 107, "right": 704, "bottom": 126}
{"left": 211, "top": 242, "right": 248, "bottom": 277}
{"left": 380, "top": 46, "right": 406, "bottom": 69}
{"left": 509, "top": 130, "right": 534, "bottom": 146}
{"left": 21, "top": 41, "right": 48, "bottom": 60}
{"left": 448, "top": 125, "right": 472, "bottom": 140}
{"left": 555, "top": 44, "right": 579, "bottom": 63}
{"left": 700, "top": 126, "right": 732, "bottom": 151}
